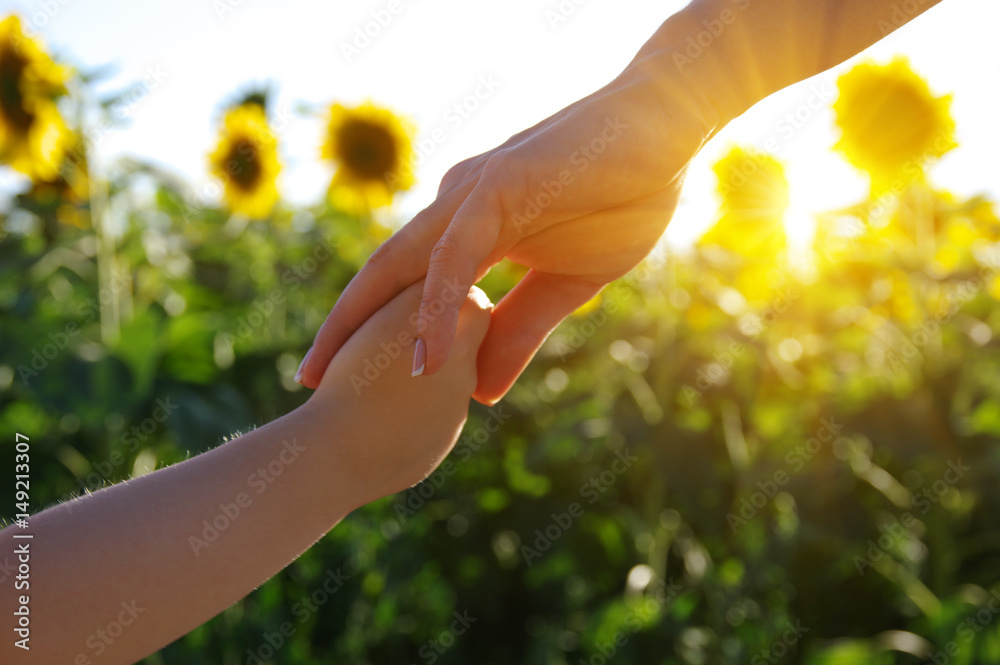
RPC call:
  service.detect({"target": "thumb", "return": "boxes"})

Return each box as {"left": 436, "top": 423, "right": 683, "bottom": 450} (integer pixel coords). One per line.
{"left": 472, "top": 270, "right": 606, "bottom": 405}
{"left": 415, "top": 175, "right": 503, "bottom": 376}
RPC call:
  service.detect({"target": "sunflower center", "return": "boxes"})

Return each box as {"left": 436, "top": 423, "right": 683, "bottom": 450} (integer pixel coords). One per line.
{"left": 338, "top": 120, "right": 397, "bottom": 180}
{"left": 224, "top": 138, "right": 263, "bottom": 192}
{"left": 0, "top": 46, "right": 35, "bottom": 133}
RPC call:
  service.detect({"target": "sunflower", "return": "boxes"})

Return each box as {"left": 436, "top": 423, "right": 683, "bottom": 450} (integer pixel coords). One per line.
{"left": 833, "top": 57, "right": 956, "bottom": 190}
{"left": 30, "top": 133, "right": 91, "bottom": 227}
{"left": 699, "top": 145, "right": 789, "bottom": 256}
{"left": 0, "top": 15, "right": 71, "bottom": 181}
{"left": 321, "top": 101, "right": 415, "bottom": 214}
{"left": 207, "top": 103, "right": 281, "bottom": 218}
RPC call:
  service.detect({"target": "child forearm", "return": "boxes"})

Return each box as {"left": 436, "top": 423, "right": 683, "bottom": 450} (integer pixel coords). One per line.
{"left": 1, "top": 406, "right": 354, "bottom": 664}
{"left": 1, "top": 281, "right": 491, "bottom": 665}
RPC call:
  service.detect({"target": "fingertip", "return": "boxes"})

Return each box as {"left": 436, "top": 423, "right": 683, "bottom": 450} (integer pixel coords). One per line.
{"left": 471, "top": 389, "right": 502, "bottom": 407}
{"left": 298, "top": 364, "right": 323, "bottom": 389}
{"left": 298, "top": 320, "right": 342, "bottom": 388}
{"left": 460, "top": 286, "right": 493, "bottom": 352}
{"left": 472, "top": 362, "right": 515, "bottom": 406}
{"left": 294, "top": 346, "right": 313, "bottom": 385}
{"left": 416, "top": 281, "right": 467, "bottom": 377}
{"left": 466, "top": 285, "right": 494, "bottom": 313}
{"left": 297, "top": 307, "right": 351, "bottom": 389}
{"left": 419, "top": 328, "right": 455, "bottom": 377}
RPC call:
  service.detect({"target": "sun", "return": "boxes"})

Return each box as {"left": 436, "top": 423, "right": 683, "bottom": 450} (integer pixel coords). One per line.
{"left": 782, "top": 148, "right": 869, "bottom": 274}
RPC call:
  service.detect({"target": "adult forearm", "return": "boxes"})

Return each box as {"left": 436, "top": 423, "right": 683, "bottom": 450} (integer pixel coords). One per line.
{"left": 1, "top": 402, "right": 355, "bottom": 665}
{"left": 636, "top": 0, "right": 945, "bottom": 125}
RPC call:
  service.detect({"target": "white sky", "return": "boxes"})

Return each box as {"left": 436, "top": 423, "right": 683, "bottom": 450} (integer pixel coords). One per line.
{"left": 4, "top": 0, "right": 999, "bottom": 248}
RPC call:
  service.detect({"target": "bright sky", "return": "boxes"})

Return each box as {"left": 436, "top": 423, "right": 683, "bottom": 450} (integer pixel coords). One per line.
{"left": 5, "top": 0, "right": 999, "bottom": 249}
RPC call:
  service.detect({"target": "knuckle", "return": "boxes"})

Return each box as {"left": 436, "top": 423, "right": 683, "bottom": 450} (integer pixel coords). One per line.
{"left": 430, "top": 231, "right": 464, "bottom": 266}
{"left": 429, "top": 233, "right": 479, "bottom": 289}
{"left": 439, "top": 157, "right": 475, "bottom": 193}
{"left": 365, "top": 240, "right": 394, "bottom": 270}
{"left": 480, "top": 149, "right": 525, "bottom": 230}
{"left": 480, "top": 149, "right": 513, "bottom": 185}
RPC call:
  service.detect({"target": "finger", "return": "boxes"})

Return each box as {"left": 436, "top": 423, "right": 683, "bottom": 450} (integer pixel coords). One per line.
{"left": 472, "top": 270, "right": 606, "bottom": 406}
{"left": 415, "top": 171, "right": 505, "bottom": 377}
{"left": 297, "top": 191, "right": 465, "bottom": 389}
{"left": 453, "top": 286, "right": 494, "bottom": 358}
{"left": 441, "top": 286, "right": 494, "bottom": 395}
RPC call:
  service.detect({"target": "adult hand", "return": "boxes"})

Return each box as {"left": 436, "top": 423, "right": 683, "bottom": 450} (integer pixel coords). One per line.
{"left": 295, "top": 0, "right": 944, "bottom": 405}
{"left": 297, "top": 41, "right": 721, "bottom": 404}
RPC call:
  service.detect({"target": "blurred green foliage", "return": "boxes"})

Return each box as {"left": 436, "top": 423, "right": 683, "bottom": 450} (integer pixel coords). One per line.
{"left": 2, "top": 47, "right": 1000, "bottom": 665}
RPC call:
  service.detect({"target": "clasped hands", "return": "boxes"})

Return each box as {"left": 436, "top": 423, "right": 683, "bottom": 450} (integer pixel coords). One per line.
{"left": 296, "top": 41, "right": 722, "bottom": 408}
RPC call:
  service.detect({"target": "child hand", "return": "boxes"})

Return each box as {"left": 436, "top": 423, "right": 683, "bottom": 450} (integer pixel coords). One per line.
{"left": 304, "top": 280, "right": 492, "bottom": 508}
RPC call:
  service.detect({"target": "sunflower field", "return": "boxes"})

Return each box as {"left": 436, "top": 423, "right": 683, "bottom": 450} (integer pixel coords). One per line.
{"left": 3, "top": 12, "right": 1000, "bottom": 665}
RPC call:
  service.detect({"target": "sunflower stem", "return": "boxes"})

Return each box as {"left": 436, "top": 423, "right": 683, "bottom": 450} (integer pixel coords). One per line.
{"left": 75, "top": 79, "right": 125, "bottom": 346}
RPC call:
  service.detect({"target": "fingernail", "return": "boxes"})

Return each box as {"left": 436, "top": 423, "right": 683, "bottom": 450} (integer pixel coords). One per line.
{"left": 295, "top": 347, "right": 313, "bottom": 384}
{"left": 411, "top": 338, "right": 426, "bottom": 377}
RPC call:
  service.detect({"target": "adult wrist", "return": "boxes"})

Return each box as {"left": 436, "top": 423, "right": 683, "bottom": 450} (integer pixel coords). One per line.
{"left": 630, "top": 0, "right": 763, "bottom": 129}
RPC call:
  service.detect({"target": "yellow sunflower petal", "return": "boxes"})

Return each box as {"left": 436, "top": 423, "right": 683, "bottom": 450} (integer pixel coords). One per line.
{"left": 699, "top": 145, "right": 789, "bottom": 257}
{"left": 207, "top": 104, "right": 281, "bottom": 218}
{"left": 321, "top": 101, "right": 416, "bottom": 214}
{"left": 833, "top": 57, "right": 956, "bottom": 190}
{"left": 0, "top": 15, "right": 71, "bottom": 181}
